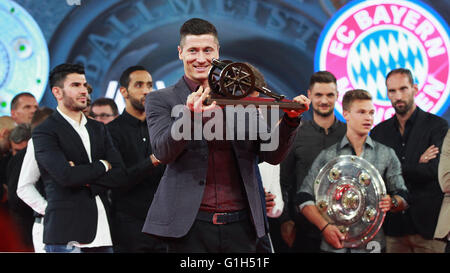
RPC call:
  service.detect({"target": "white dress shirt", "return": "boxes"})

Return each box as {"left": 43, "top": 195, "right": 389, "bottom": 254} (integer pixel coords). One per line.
{"left": 56, "top": 107, "right": 112, "bottom": 248}
{"left": 258, "top": 162, "right": 284, "bottom": 218}
{"left": 17, "top": 139, "right": 47, "bottom": 215}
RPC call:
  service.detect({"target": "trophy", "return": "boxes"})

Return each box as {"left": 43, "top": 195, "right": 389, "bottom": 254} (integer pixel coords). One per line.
{"left": 205, "top": 59, "right": 307, "bottom": 110}
{"left": 314, "top": 155, "right": 387, "bottom": 248}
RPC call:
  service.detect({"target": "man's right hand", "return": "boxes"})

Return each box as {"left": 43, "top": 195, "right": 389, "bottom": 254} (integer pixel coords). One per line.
{"left": 186, "top": 86, "right": 217, "bottom": 113}
{"left": 419, "top": 144, "right": 439, "bottom": 163}
{"left": 322, "top": 224, "right": 345, "bottom": 249}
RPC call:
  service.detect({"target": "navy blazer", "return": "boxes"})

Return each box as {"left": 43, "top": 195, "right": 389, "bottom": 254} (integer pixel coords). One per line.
{"left": 142, "top": 78, "right": 300, "bottom": 238}
{"left": 33, "top": 111, "right": 126, "bottom": 245}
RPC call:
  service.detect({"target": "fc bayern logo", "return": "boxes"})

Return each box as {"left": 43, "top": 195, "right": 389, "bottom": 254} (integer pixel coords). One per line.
{"left": 315, "top": 0, "right": 450, "bottom": 124}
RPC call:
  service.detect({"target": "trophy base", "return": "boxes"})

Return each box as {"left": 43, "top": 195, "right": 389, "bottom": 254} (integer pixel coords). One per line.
{"left": 206, "top": 96, "right": 307, "bottom": 110}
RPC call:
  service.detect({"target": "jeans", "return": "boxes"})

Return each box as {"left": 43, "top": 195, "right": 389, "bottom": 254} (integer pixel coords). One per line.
{"left": 45, "top": 244, "right": 113, "bottom": 253}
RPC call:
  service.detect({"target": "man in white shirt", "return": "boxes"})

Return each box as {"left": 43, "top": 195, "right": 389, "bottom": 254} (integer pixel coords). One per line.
{"left": 16, "top": 107, "right": 54, "bottom": 252}
{"left": 32, "top": 63, "right": 127, "bottom": 253}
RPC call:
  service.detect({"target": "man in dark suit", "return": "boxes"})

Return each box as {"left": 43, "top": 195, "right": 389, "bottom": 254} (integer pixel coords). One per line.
{"left": 142, "top": 18, "right": 310, "bottom": 253}
{"left": 107, "top": 66, "right": 166, "bottom": 252}
{"left": 33, "top": 63, "right": 127, "bottom": 253}
{"left": 371, "top": 68, "right": 448, "bottom": 253}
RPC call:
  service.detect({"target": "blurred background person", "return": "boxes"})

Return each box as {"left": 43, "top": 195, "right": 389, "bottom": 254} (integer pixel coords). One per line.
{"left": 89, "top": 97, "right": 119, "bottom": 125}
{"left": 10, "top": 92, "right": 38, "bottom": 125}
{"left": 6, "top": 123, "right": 33, "bottom": 250}
{"left": 16, "top": 107, "right": 54, "bottom": 253}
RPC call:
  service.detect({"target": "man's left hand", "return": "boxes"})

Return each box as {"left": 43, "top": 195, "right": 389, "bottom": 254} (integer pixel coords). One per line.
{"left": 283, "top": 94, "right": 310, "bottom": 118}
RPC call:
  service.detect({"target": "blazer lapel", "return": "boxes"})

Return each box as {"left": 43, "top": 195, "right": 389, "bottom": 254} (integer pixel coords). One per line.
{"left": 85, "top": 119, "right": 100, "bottom": 161}
{"left": 53, "top": 111, "right": 91, "bottom": 163}
{"left": 173, "top": 77, "right": 192, "bottom": 106}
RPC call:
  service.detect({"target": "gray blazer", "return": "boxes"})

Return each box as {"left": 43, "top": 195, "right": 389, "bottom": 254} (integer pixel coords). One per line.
{"left": 142, "top": 78, "right": 300, "bottom": 238}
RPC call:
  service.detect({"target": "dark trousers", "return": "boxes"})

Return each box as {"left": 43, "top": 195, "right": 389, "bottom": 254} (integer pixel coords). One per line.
{"left": 167, "top": 218, "right": 257, "bottom": 253}
{"left": 111, "top": 211, "right": 167, "bottom": 253}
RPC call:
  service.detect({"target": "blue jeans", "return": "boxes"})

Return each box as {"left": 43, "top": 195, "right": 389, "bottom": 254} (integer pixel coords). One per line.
{"left": 45, "top": 244, "right": 113, "bottom": 253}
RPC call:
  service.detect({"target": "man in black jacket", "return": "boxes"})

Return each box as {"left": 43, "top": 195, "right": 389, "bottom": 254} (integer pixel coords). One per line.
{"left": 107, "top": 66, "right": 166, "bottom": 253}
{"left": 33, "top": 63, "right": 127, "bottom": 253}
{"left": 371, "top": 68, "right": 448, "bottom": 253}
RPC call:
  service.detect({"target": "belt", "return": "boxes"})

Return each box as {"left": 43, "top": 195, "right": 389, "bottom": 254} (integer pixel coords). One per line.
{"left": 196, "top": 210, "right": 248, "bottom": 225}
{"left": 34, "top": 217, "right": 43, "bottom": 224}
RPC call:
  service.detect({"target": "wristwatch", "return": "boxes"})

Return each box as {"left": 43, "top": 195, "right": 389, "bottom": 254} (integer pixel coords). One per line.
{"left": 391, "top": 195, "right": 399, "bottom": 209}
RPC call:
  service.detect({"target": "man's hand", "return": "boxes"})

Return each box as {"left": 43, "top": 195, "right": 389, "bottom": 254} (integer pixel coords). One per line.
{"left": 280, "top": 220, "right": 296, "bottom": 248}
{"left": 419, "top": 145, "right": 439, "bottom": 163}
{"left": 379, "top": 195, "right": 392, "bottom": 213}
{"left": 282, "top": 94, "right": 311, "bottom": 118}
{"left": 186, "top": 86, "right": 217, "bottom": 113}
{"left": 322, "top": 224, "right": 345, "bottom": 249}
{"left": 264, "top": 189, "right": 276, "bottom": 213}
{"left": 150, "top": 154, "right": 160, "bottom": 166}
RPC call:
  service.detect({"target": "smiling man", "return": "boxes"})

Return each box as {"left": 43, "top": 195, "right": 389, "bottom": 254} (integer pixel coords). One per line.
{"left": 142, "top": 18, "right": 310, "bottom": 253}
{"left": 279, "top": 71, "right": 346, "bottom": 253}
{"left": 296, "top": 89, "right": 408, "bottom": 253}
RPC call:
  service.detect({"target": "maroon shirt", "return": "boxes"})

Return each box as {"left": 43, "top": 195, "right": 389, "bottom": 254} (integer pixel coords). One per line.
{"left": 183, "top": 76, "right": 247, "bottom": 213}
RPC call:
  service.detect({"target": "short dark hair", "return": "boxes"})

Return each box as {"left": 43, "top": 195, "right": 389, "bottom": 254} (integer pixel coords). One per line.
{"left": 342, "top": 89, "right": 372, "bottom": 111}
{"left": 309, "top": 71, "right": 337, "bottom": 89}
{"left": 49, "top": 63, "right": 85, "bottom": 89}
{"left": 9, "top": 123, "right": 31, "bottom": 144}
{"left": 11, "top": 92, "right": 36, "bottom": 111}
{"left": 179, "top": 18, "right": 218, "bottom": 47}
{"left": 90, "top": 98, "right": 119, "bottom": 116}
{"left": 31, "top": 107, "right": 54, "bottom": 131}
{"left": 119, "top": 66, "right": 149, "bottom": 89}
{"left": 385, "top": 68, "right": 414, "bottom": 86}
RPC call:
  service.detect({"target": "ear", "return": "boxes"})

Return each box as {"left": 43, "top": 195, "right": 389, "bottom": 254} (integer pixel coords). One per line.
{"left": 307, "top": 89, "right": 312, "bottom": 99}
{"left": 119, "top": 87, "right": 128, "bottom": 99}
{"left": 178, "top": 45, "right": 183, "bottom": 61}
{"left": 412, "top": 83, "right": 419, "bottom": 96}
{"left": 10, "top": 109, "right": 16, "bottom": 121}
{"left": 343, "top": 109, "right": 350, "bottom": 122}
{"left": 52, "top": 86, "right": 63, "bottom": 101}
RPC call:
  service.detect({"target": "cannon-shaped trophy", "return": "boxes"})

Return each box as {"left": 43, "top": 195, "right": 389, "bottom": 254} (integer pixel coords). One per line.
{"left": 314, "top": 155, "right": 387, "bottom": 248}
{"left": 205, "top": 59, "right": 307, "bottom": 110}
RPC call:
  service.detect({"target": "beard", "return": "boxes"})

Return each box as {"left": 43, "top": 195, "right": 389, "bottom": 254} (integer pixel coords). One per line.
{"left": 313, "top": 104, "right": 334, "bottom": 117}
{"left": 62, "top": 90, "right": 87, "bottom": 112}
{"left": 129, "top": 95, "right": 145, "bottom": 112}
{"left": 393, "top": 98, "right": 414, "bottom": 116}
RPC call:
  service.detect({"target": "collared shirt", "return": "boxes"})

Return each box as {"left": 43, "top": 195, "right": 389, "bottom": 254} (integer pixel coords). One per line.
{"left": 183, "top": 76, "right": 247, "bottom": 212}
{"left": 391, "top": 108, "right": 419, "bottom": 166}
{"left": 280, "top": 118, "right": 346, "bottom": 223}
{"left": 56, "top": 107, "right": 112, "bottom": 248}
{"left": 107, "top": 110, "right": 165, "bottom": 220}
{"left": 16, "top": 139, "right": 47, "bottom": 216}
{"left": 297, "top": 135, "right": 408, "bottom": 253}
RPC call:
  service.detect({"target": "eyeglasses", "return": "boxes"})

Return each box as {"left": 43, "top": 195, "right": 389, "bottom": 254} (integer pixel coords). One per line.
{"left": 90, "top": 113, "right": 115, "bottom": 119}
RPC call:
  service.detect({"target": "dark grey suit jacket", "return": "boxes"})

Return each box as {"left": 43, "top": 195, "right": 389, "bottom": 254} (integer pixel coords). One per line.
{"left": 142, "top": 78, "right": 300, "bottom": 238}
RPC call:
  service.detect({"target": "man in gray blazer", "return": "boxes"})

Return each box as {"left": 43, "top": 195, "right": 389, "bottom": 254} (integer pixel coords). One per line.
{"left": 142, "top": 18, "right": 310, "bottom": 252}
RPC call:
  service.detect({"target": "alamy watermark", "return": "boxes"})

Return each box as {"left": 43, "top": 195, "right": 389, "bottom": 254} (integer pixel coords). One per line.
{"left": 170, "top": 104, "right": 281, "bottom": 151}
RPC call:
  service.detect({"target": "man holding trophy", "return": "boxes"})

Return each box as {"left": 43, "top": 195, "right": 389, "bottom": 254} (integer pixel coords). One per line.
{"left": 296, "top": 89, "right": 409, "bottom": 253}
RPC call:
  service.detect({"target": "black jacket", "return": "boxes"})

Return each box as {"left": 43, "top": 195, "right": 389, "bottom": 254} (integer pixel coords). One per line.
{"left": 371, "top": 107, "right": 448, "bottom": 239}
{"left": 33, "top": 111, "right": 127, "bottom": 244}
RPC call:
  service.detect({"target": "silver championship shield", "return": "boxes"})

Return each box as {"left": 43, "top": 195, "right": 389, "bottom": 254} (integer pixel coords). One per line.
{"left": 314, "top": 155, "right": 386, "bottom": 248}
